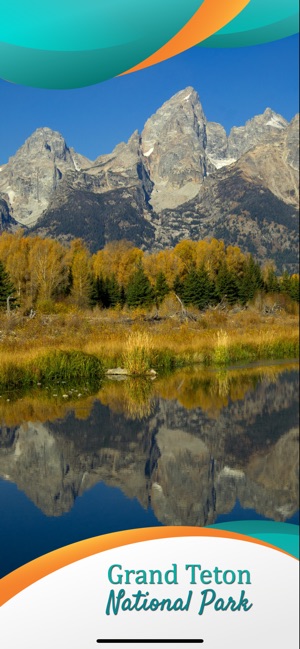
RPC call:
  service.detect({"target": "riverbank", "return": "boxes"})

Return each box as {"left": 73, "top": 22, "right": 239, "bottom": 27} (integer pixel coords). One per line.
{"left": 0, "top": 308, "right": 298, "bottom": 389}
{"left": 0, "top": 361, "right": 298, "bottom": 426}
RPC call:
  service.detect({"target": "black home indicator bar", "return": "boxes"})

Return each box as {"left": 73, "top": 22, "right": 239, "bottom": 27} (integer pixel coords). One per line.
{"left": 96, "top": 641, "right": 204, "bottom": 644}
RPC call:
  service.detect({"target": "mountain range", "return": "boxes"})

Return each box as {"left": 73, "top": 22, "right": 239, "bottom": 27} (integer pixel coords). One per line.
{"left": 0, "top": 87, "right": 299, "bottom": 270}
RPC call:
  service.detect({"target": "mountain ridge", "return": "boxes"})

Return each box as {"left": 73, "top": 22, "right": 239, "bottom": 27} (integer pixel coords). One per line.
{"left": 0, "top": 86, "right": 298, "bottom": 270}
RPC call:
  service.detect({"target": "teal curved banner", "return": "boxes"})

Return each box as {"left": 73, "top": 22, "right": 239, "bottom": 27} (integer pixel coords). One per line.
{"left": 200, "top": 0, "right": 299, "bottom": 47}
{"left": 210, "top": 521, "right": 299, "bottom": 559}
{"left": 0, "top": 0, "right": 299, "bottom": 88}
{"left": 0, "top": 0, "right": 201, "bottom": 88}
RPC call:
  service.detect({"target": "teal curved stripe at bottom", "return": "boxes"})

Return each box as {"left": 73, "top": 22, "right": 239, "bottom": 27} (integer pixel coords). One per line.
{"left": 199, "top": 15, "right": 299, "bottom": 48}
{"left": 209, "top": 521, "right": 299, "bottom": 559}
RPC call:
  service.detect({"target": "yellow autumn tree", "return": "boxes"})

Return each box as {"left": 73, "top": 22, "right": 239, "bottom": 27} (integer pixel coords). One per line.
{"left": 173, "top": 240, "right": 197, "bottom": 274}
{"left": 93, "top": 240, "right": 143, "bottom": 286}
{"left": 0, "top": 232, "right": 69, "bottom": 307}
{"left": 143, "top": 249, "right": 184, "bottom": 286}
{"left": 225, "top": 245, "right": 247, "bottom": 278}
{"left": 0, "top": 232, "right": 30, "bottom": 301}
{"left": 28, "top": 237, "right": 68, "bottom": 303}
{"left": 195, "top": 239, "right": 226, "bottom": 278}
{"left": 68, "top": 239, "right": 92, "bottom": 307}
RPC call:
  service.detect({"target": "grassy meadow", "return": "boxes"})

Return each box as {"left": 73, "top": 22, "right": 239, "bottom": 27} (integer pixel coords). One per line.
{"left": 0, "top": 301, "right": 298, "bottom": 391}
{"left": 0, "top": 234, "right": 298, "bottom": 390}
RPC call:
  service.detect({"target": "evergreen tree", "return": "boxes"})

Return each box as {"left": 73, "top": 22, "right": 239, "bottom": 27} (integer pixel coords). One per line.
{"left": 265, "top": 267, "right": 280, "bottom": 293}
{"left": 173, "top": 274, "right": 184, "bottom": 297}
{"left": 90, "top": 277, "right": 101, "bottom": 307}
{"left": 105, "top": 274, "right": 121, "bottom": 307}
{"left": 0, "top": 261, "right": 17, "bottom": 311}
{"left": 216, "top": 263, "right": 239, "bottom": 305}
{"left": 64, "top": 266, "right": 73, "bottom": 297}
{"left": 126, "top": 264, "right": 154, "bottom": 308}
{"left": 182, "top": 265, "right": 214, "bottom": 310}
{"left": 289, "top": 275, "right": 299, "bottom": 303}
{"left": 280, "top": 270, "right": 292, "bottom": 297}
{"left": 97, "top": 275, "right": 107, "bottom": 307}
{"left": 279, "top": 271, "right": 299, "bottom": 303}
{"left": 98, "top": 275, "right": 111, "bottom": 308}
{"left": 239, "top": 255, "right": 264, "bottom": 305}
{"left": 119, "top": 285, "right": 126, "bottom": 307}
{"left": 92, "top": 275, "right": 107, "bottom": 307}
{"left": 92, "top": 274, "right": 122, "bottom": 308}
{"left": 154, "top": 271, "right": 170, "bottom": 306}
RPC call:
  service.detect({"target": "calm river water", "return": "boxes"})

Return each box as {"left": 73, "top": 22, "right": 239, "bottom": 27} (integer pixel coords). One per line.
{"left": 0, "top": 362, "right": 298, "bottom": 577}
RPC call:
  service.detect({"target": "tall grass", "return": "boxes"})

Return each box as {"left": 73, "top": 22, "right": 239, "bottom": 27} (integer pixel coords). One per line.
{"left": 122, "top": 331, "right": 154, "bottom": 375}
{"left": 0, "top": 350, "right": 104, "bottom": 390}
{"left": 212, "top": 330, "right": 231, "bottom": 365}
{"left": 36, "top": 350, "right": 103, "bottom": 382}
{"left": 208, "top": 329, "right": 299, "bottom": 366}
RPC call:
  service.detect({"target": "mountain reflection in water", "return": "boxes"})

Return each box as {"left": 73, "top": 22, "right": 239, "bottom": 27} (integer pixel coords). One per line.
{"left": 0, "top": 363, "right": 298, "bottom": 575}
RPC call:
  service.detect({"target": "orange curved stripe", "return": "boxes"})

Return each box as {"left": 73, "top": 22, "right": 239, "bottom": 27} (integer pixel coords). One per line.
{"left": 122, "top": 0, "right": 250, "bottom": 75}
{"left": 0, "top": 526, "right": 297, "bottom": 607}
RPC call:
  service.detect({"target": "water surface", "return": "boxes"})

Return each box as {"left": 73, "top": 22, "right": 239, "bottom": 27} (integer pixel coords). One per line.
{"left": 0, "top": 363, "right": 298, "bottom": 577}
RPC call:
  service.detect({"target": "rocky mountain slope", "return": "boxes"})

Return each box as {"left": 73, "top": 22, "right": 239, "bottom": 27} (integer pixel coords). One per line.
{"left": 0, "top": 88, "right": 298, "bottom": 269}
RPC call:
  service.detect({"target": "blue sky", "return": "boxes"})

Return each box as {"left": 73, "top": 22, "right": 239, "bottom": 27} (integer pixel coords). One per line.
{"left": 0, "top": 34, "right": 298, "bottom": 164}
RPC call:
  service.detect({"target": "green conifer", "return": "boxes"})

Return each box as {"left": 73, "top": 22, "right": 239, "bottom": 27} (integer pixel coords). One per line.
{"left": 182, "top": 265, "right": 213, "bottom": 310}
{"left": 239, "top": 255, "right": 263, "bottom": 305}
{"left": 154, "top": 271, "right": 170, "bottom": 306}
{"left": 216, "top": 263, "right": 239, "bottom": 305}
{"left": 289, "top": 276, "right": 299, "bottom": 303}
{"left": 265, "top": 267, "right": 280, "bottom": 293}
{"left": 280, "top": 270, "right": 292, "bottom": 296}
{"left": 126, "top": 264, "right": 154, "bottom": 307}
{"left": 106, "top": 274, "right": 121, "bottom": 307}
{"left": 173, "top": 274, "right": 184, "bottom": 297}
{"left": 0, "top": 261, "right": 17, "bottom": 310}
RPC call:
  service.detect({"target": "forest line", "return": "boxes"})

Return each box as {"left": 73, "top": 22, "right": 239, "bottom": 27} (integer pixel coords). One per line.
{"left": 0, "top": 233, "right": 299, "bottom": 313}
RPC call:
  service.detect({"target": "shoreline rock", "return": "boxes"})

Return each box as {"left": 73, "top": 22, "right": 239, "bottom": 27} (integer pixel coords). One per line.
{"left": 106, "top": 367, "right": 157, "bottom": 377}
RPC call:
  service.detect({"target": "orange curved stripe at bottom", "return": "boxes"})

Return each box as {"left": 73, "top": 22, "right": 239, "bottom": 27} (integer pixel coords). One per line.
{"left": 122, "top": 0, "right": 250, "bottom": 76}
{"left": 0, "top": 526, "right": 297, "bottom": 607}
